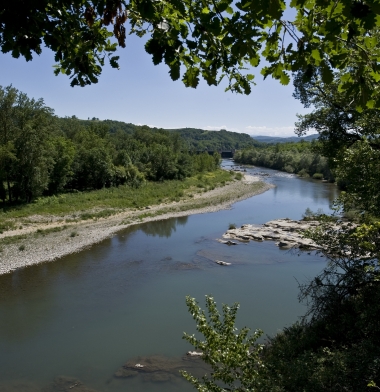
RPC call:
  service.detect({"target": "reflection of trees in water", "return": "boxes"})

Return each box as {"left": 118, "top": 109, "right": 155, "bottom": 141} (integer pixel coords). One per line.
{"left": 140, "top": 216, "right": 188, "bottom": 238}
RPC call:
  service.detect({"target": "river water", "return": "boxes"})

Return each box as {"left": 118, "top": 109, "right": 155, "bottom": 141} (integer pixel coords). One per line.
{"left": 0, "top": 162, "right": 338, "bottom": 391}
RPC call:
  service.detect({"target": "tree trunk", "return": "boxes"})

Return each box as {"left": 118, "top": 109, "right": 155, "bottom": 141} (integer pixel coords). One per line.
{"left": 7, "top": 178, "right": 11, "bottom": 203}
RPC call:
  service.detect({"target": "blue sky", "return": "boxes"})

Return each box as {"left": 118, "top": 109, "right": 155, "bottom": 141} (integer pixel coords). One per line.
{"left": 0, "top": 35, "right": 311, "bottom": 137}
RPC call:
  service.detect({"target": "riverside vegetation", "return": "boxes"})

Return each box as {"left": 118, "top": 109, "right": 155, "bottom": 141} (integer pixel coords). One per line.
{"left": 234, "top": 139, "right": 333, "bottom": 181}
{"left": 0, "top": 169, "right": 236, "bottom": 235}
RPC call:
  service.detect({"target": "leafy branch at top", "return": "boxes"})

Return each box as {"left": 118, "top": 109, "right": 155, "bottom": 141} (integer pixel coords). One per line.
{"left": 2, "top": 0, "right": 380, "bottom": 109}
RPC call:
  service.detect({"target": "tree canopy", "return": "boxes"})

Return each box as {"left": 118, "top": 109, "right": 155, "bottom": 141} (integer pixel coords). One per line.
{"left": 2, "top": 0, "right": 380, "bottom": 109}
{"left": 0, "top": 85, "right": 222, "bottom": 203}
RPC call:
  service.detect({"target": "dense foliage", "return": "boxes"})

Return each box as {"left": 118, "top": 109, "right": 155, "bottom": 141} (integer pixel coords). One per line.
{"left": 294, "top": 68, "right": 380, "bottom": 214}
{"left": 234, "top": 140, "right": 332, "bottom": 180}
{"left": 0, "top": 85, "right": 220, "bottom": 204}
{"left": 3, "top": 1, "right": 380, "bottom": 108}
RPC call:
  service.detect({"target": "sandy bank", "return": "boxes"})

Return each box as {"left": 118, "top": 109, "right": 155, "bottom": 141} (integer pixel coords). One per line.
{"left": 0, "top": 175, "right": 274, "bottom": 275}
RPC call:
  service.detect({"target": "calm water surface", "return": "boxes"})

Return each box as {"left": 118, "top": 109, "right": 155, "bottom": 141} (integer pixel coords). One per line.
{"left": 0, "top": 162, "right": 338, "bottom": 391}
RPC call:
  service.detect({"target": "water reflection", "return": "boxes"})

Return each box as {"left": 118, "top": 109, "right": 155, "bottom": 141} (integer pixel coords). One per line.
{"left": 140, "top": 216, "right": 188, "bottom": 238}
{"left": 236, "top": 164, "right": 339, "bottom": 218}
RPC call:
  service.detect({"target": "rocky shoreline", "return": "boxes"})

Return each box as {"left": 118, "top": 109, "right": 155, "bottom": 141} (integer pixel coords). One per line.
{"left": 0, "top": 175, "right": 274, "bottom": 275}
{"left": 114, "top": 353, "right": 208, "bottom": 383}
{"left": 0, "top": 352, "right": 208, "bottom": 391}
{"left": 222, "top": 218, "right": 321, "bottom": 250}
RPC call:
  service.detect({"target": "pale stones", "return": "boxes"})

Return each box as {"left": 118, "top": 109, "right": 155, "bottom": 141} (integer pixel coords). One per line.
{"left": 186, "top": 351, "right": 203, "bottom": 357}
{"left": 114, "top": 354, "right": 209, "bottom": 382}
{"left": 214, "top": 260, "right": 231, "bottom": 266}
{"left": 223, "top": 218, "right": 321, "bottom": 250}
{"left": 217, "top": 239, "right": 238, "bottom": 245}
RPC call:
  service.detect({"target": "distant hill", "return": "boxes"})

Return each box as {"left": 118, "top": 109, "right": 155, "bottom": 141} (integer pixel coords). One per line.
{"left": 170, "top": 128, "right": 263, "bottom": 150}
{"left": 252, "top": 134, "right": 319, "bottom": 144}
{"left": 63, "top": 118, "right": 299, "bottom": 150}
{"left": 99, "top": 121, "right": 264, "bottom": 150}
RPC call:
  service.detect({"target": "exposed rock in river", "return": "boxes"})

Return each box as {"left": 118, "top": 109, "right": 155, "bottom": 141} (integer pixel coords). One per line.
{"left": 115, "top": 354, "right": 210, "bottom": 382}
{"left": 217, "top": 239, "right": 238, "bottom": 245}
{"left": 223, "top": 218, "right": 321, "bottom": 250}
{"left": 214, "top": 260, "right": 231, "bottom": 266}
{"left": 42, "top": 376, "right": 100, "bottom": 392}
{"left": 186, "top": 351, "right": 203, "bottom": 357}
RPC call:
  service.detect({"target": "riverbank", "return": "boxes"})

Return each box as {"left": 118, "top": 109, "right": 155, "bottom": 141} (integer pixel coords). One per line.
{"left": 0, "top": 175, "right": 274, "bottom": 275}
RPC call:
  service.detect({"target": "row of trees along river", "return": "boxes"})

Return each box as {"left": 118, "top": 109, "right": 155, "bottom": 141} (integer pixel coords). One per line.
{"left": 233, "top": 140, "right": 333, "bottom": 181}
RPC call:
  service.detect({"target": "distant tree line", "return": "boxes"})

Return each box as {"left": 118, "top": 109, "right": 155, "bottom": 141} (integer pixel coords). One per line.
{"left": 98, "top": 122, "right": 262, "bottom": 151}
{"left": 234, "top": 140, "right": 333, "bottom": 180}
{"left": 0, "top": 86, "right": 220, "bottom": 204}
{"left": 171, "top": 128, "right": 263, "bottom": 151}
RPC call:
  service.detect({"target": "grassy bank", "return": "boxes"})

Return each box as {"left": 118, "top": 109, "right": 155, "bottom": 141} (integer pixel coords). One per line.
{"left": 0, "top": 172, "right": 273, "bottom": 274}
{"left": 0, "top": 169, "right": 235, "bottom": 232}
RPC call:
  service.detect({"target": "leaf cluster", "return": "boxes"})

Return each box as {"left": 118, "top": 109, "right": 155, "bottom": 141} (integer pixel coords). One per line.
{"left": 182, "top": 295, "right": 264, "bottom": 392}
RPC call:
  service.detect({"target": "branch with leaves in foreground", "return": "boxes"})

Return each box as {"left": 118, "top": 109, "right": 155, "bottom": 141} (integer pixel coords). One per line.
{"left": 181, "top": 295, "right": 265, "bottom": 392}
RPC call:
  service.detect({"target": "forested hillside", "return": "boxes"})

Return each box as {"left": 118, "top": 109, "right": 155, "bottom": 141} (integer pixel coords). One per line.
{"left": 0, "top": 86, "right": 220, "bottom": 204}
{"left": 170, "top": 128, "right": 262, "bottom": 150}
{"left": 252, "top": 134, "right": 318, "bottom": 144}
{"left": 234, "top": 140, "right": 333, "bottom": 180}
{"left": 72, "top": 121, "right": 261, "bottom": 151}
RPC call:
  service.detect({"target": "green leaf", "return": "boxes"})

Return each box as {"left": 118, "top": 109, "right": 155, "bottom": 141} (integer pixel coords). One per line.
{"left": 182, "top": 67, "right": 200, "bottom": 88}
{"left": 249, "top": 56, "right": 260, "bottom": 66}
{"left": 370, "top": 71, "right": 380, "bottom": 82}
{"left": 109, "top": 56, "right": 120, "bottom": 69}
{"left": 169, "top": 60, "right": 181, "bottom": 81}
{"left": 321, "top": 63, "right": 334, "bottom": 84}
{"left": 226, "top": 6, "right": 234, "bottom": 14}
{"left": 311, "top": 49, "right": 322, "bottom": 62}
{"left": 280, "top": 71, "right": 290, "bottom": 85}
{"left": 145, "top": 39, "right": 165, "bottom": 65}
{"left": 366, "top": 99, "right": 375, "bottom": 109}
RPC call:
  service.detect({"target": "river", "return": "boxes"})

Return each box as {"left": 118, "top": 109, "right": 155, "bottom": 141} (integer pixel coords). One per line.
{"left": 0, "top": 162, "right": 338, "bottom": 392}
